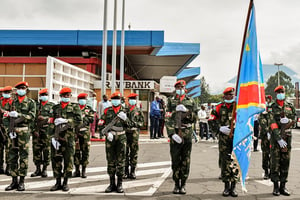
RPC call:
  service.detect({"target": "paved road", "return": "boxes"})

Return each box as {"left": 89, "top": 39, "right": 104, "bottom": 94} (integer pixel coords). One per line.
{"left": 1, "top": 129, "right": 300, "bottom": 200}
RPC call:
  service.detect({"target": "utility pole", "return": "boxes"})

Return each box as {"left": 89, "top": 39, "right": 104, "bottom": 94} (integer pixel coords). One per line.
{"left": 274, "top": 63, "right": 283, "bottom": 86}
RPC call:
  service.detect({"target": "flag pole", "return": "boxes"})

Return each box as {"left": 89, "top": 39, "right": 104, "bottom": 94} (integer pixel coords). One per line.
{"left": 229, "top": 0, "right": 253, "bottom": 138}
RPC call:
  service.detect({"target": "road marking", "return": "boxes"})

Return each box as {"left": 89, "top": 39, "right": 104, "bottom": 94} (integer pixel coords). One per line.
{"left": 255, "top": 179, "right": 273, "bottom": 187}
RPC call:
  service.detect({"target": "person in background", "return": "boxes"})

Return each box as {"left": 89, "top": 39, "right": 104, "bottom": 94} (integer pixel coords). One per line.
{"left": 150, "top": 96, "right": 161, "bottom": 139}
{"left": 88, "top": 92, "right": 98, "bottom": 139}
{"left": 253, "top": 114, "right": 260, "bottom": 152}
{"left": 98, "top": 95, "right": 112, "bottom": 139}
{"left": 159, "top": 98, "right": 166, "bottom": 138}
{"left": 198, "top": 105, "right": 208, "bottom": 140}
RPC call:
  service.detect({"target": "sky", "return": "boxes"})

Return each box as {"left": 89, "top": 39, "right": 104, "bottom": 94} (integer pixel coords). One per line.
{"left": 0, "top": 0, "right": 300, "bottom": 94}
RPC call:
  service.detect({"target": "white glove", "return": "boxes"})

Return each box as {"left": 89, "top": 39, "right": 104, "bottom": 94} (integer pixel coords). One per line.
{"left": 219, "top": 126, "right": 231, "bottom": 135}
{"left": 172, "top": 134, "right": 182, "bottom": 144}
{"left": 9, "top": 111, "right": 18, "bottom": 118}
{"left": 117, "top": 111, "right": 127, "bottom": 121}
{"left": 107, "top": 132, "right": 114, "bottom": 142}
{"left": 51, "top": 138, "right": 61, "bottom": 150}
{"left": 280, "top": 117, "right": 289, "bottom": 124}
{"left": 267, "top": 132, "right": 271, "bottom": 140}
{"left": 54, "top": 118, "right": 68, "bottom": 126}
{"left": 9, "top": 132, "right": 17, "bottom": 139}
{"left": 176, "top": 104, "right": 188, "bottom": 112}
{"left": 277, "top": 139, "right": 287, "bottom": 148}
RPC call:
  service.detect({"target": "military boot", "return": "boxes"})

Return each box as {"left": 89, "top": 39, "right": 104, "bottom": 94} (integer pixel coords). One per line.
{"left": 17, "top": 176, "right": 25, "bottom": 191}
{"left": 81, "top": 166, "right": 87, "bottom": 178}
{"left": 222, "top": 181, "right": 230, "bottom": 197}
{"left": 263, "top": 169, "right": 269, "bottom": 180}
{"left": 62, "top": 177, "right": 69, "bottom": 191}
{"left": 5, "top": 176, "right": 18, "bottom": 191}
{"left": 173, "top": 180, "right": 180, "bottom": 194}
{"left": 273, "top": 181, "right": 280, "bottom": 196}
{"left": 50, "top": 178, "right": 62, "bottom": 191}
{"left": 129, "top": 166, "right": 136, "bottom": 179}
{"left": 179, "top": 180, "right": 186, "bottom": 194}
{"left": 116, "top": 176, "right": 124, "bottom": 193}
{"left": 41, "top": 165, "right": 48, "bottom": 178}
{"left": 123, "top": 166, "right": 129, "bottom": 179}
{"left": 280, "top": 182, "right": 290, "bottom": 196}
{"left": 73, "top": 165, "right": 80, "bottom": 177}
{"left": 230, "top": 181, "right": 238, "bottom": 197}
{"left": 105, "top": 175, "right": 116, "bottom": 193}
{"left": 31, "top": 165, "right": 41, "bottom": 177}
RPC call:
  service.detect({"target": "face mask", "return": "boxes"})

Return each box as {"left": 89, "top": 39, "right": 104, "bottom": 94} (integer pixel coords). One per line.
{"left": 78, "top": 99, "right": 86, "bottom": 105}
{"left": 61, "top": 97, "right": 70, "bottom": 103}
{"left": 111, "top": 99, "right": 121, "bottom": 106}
{"left": 17, "top": 89, "right": 26, "bottom": 96}
{"left": 224, "top": 99, "right": 234, "bottom": 103}
{"left": 129, "top": 99, "right": 136, "bottom": 106}
{"left": 277, "top": 93, "right": 285, "bottom": 100}
{"left": 40, "top": 96, "right": 48, "bottom": 102}
{"left": 2, "top": 93, "right": 11, "bottom": 99}
{"left": 176, "top": 89, "right": 185, "bottom": 96}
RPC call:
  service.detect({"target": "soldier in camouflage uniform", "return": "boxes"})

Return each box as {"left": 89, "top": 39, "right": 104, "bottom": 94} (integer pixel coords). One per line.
{"left": 269, "top": 85, "right": 296, "bottom": 196}
{"left": 165, "top": 80, "right": 197, "bottom": 195}
{"left": 31, "top": 88, "right": 54, "bottom": 178}
{"left": 210, "top": 87, "right": 239, "bottom": 197}
{"left": 73, "top": 93, "right": 95, "bottom": 178}
{"left": 98, "top": 91, "right": 129, "bottom": 193}
{"left": 258, "top": 95, "right": 273, "bottom": 180}
{"left": 4, "top": 81, "right": 36, "bottom": 191}
{"left": 0, "top": 86, "right": 13, "bottom": 175}
{"left": 49, "top": 87, "right": 82, "bottom": 192}
{"left": 124, "top": 93, "right": 144, "bottom": 180}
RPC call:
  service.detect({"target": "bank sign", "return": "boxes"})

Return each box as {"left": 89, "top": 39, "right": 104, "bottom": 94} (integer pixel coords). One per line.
{"left": 104, "top": 81, "right": 155, "bottom": 89}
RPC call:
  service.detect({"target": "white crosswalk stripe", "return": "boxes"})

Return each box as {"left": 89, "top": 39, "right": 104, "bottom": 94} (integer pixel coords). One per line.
{"left": 0, "top": 161, "right": 172, "bottom": 196}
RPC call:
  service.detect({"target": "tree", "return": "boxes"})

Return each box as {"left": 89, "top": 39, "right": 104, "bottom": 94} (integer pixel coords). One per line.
{"left": 198, "top": 76, "right": 210, "bottom": 104}
{"left": 265, "top": 71, "right": 294, "bottom": 99}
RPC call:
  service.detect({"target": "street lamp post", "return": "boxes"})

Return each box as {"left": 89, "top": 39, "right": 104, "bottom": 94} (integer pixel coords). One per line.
{"left": 274, "top": 63, "right": 283, "bottom": 86}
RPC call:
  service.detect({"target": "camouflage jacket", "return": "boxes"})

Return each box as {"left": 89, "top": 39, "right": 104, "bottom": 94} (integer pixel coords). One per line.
{"left": 34, "top": 101, "right": 55, "bottom": 132}
{"left": 0, "top": 98, "right": 13, "bottom": 127}
{"left": 210, "top": 102, "right": 234, "bottom": 135}
{"left": 126, "top": 105, "right": 144, "bottom": 130}
{"left": 80, "top": 105, "right": 95, "bottom": 127}
{"left": 269, "top": 100, "right": 296, "bottom": 141}
{"left": 258, "top": 103, "right": 273, "bottom": 134}
{"left": 165, "top": 94, "right": 197, "bottom": 137}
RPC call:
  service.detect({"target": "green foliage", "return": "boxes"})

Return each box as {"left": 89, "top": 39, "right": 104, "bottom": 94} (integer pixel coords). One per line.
{"left": 195, "top": 76, "right": 223, "bottom": 105}
{"left": 265, "top": 71, "right": 294, "bottom": 99}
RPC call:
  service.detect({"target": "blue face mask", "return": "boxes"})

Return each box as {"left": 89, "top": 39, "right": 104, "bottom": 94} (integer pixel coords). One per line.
{"left": 2, "top": 93, "right": 11, "bottom": 99}
{"left": 224, "top": 99, "right": 235, "bottom": 103}
{"left": 176, "top": 89, "right": 185, "bottom": 96}
{"left": 277, "top": 93, "right": 285, "bottom": 100}
{"left": 111, "top": 99, "right": 121, "bottom": 106}
{"left": 40, "top": 96, "right": 48, "bottom": 102}
{"left": 17, "top": 89, "right": 26, "bottom": 96}
{"left": 129, "top": 99, "right": 136, "bottom": 106}
{"left": 78, "top": 99, "right": 86, "bottom": 105}
{"left": 61, "top": 97, "right": 70, "bottom": 103}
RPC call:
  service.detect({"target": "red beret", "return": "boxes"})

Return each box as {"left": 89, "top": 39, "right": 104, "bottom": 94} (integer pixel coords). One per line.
{"left": 78, "top": 93, "right": 88, "bottom": 99}
{"left": 59, "top": 87, "right": 72, "bottom": 94}
{"left": 3, "top": 86, "right": 12, "bottom": 91}
{"left": 174, "top": 80, "right": 186, "bottom": 87}
{"left": 0, "top": 88, "right": 3, "bottom": 92}
{"left": 274, "top": 85, "right": 284, "bottom": 93}
{"left": 111, "top": 91, "right": 121, "bottom": 99}
{"left": 39, "top": 88, "right": 48, "bottom": 95}
{"left": 223, "top": 87, "right": 235, "bottom": 94}
{"left": 127, "top": 93, "right": 138, "bottom": 98}
{"left": 266, "top": 95, "right": 272, "bottom": 100}
{"left": 15, "top": 81, "right": 29, "bottom": 88}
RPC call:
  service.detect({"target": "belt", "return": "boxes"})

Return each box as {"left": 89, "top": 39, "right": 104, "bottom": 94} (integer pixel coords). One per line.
{"left": 79, "top": 127, "right": 88, "bottom": 132}
{"left": 15, "top": 127, "right": 29, "bottom": 132}
{"left": 175, "top": 123, "right": 192, "bottom": 129}
{"left": 128, "top": 128, "right": 138, "bottom": 131}
{"left": 111, "top": 131, "right": 125, "bottom": 136}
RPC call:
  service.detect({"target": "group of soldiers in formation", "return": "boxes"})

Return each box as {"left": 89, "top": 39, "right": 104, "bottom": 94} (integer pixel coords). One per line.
{"left": 0, "top": 80, "right": 296, "bottom": 197}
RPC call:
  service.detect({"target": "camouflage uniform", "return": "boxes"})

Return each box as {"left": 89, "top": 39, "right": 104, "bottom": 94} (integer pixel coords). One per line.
{"left": 124, "top": 104, "right": 144, "bottom": 179}
{"left": 165, "top": 94, "right": 197, "bottom": 191}
{"left": 211, "top": 102, "right": 239, "bottom": 183}
{"left": 74, "top": 104, "right": 94, "bottom": 176}
{"left": 31, "top": 101, "right": 54, "bottom": 177}
{"left": 4, "top": 96, "right": 36, "bottom": 177}
{"left": 50, "top": 102, "right": 82, "bottom": 179}
{"left": 269, "top": 101, "right": 296, "bottom": 184}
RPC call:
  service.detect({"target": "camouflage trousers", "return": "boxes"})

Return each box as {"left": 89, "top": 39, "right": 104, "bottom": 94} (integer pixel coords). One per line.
{"left": 270, "top": 134, "right": 291, "bottom": 183}
{"left": 260, "top": 132, "right": 270, "bottom": 171}
{"left": 105, "top": 133, "right": 126, "bottom": 177}
{"left": 51, "top": 135, "right": 75, "bottom": 178}
{"left": 125, "top": 130, "right": 139, "bottom": 168}
{"left": 8, "top": 129, "right": 30, "bottom": 177}
{"left": 32, "top": 130, "right": 51, "bottom": 166}
{"left": 74, "top": 131, "right": 91, "bottom": 167}
{"left": 169, "top": 127, "right": 192, "bottom": 183}
{"left": 0, "top": 135, "right": 9, "bottom": 168}
{"left": 218, "top": 134, "right": 239, "bottom": 182}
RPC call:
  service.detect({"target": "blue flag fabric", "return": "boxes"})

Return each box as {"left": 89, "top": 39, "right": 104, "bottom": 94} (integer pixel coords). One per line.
{"left": 233, "top": 3, "right": 266, "bottom": 191}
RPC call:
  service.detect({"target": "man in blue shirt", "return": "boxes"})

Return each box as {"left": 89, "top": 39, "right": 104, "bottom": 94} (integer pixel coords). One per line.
{"left": 150, "top": 96, "right": 161, "bottom": 139}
